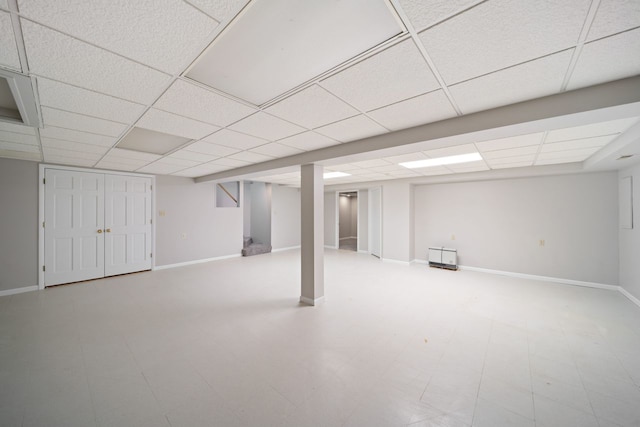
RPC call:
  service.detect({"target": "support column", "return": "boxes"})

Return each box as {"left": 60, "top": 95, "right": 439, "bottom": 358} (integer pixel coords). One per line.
{"left": 300, "top": 164, "right": 324, "bottom": 305}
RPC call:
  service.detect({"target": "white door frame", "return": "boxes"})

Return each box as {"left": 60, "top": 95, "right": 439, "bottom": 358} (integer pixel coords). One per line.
{"left": 38, "top": 164, "right": 156, "bottom": 290}
{"left": 335, "top": 189, "right": 360, "bottom": 251}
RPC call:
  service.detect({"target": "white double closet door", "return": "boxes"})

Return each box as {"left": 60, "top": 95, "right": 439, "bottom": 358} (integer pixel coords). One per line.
{"left": 44, "top": 169, "right": 152, "bottom": 287}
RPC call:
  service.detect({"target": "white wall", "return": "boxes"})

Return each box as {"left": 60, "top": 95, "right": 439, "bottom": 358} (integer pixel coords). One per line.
{"left": 619, "top": 163, "right": 640, "bottom": 300}
{"left": 155, "top": 175, "right": 243, "bottom": 266}
{"left": 382, "top": 182, "right": 413, "bottom": 262}
{"left": 271, "top": 185, "right": 300, "bottom": 250}
{"left": 324, "top": 192, "right": 336, "bottom": 247}
{"left": 358, "top": 190, "right": 368, "bottom": 252}
{"left": 0, "top": 158, "right": 38, "bottom": 291}
{"left": 350, "top": 196, "right": 358, "bottom": 238}
{"left": 248, "top": 182, "right": 271, "bottom": 245}
{"left": 338, "top": 194, "right": 351, "bottom": 238}
{"left": 414, "top": 172, "right": 619, "bottom": 285}
{"left": 243, "top": 181, "right": 251, "bottom": 237}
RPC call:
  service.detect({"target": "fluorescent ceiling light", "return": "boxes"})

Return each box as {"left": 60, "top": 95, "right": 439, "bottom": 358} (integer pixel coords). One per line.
{"left": 0, "top": 69, "right": 40, "bottom": 127}
{"left": 400, "top": 152, "right": 483, "bottom": 169}
{"left": 324, "top": 171, "right": 351, "bottom": 179}
{"left": 186, "top": 0, "right": 402, "bottom": 105}
{"left": 117, "top": 127, "right": 190, "bottom": 155}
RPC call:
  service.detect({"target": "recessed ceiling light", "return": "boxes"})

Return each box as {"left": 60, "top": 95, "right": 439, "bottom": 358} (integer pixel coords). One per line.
{"left": 324, "top": 171, "right": 351, "bottom": 179}
{"left": 400, "top": 152, "right": 483, "bottom": 169}
{"left": 117, "top": 127, "right": 191, "bottom": 155}
{"left": 186, "top": 0, "right": 403, "bottom": 105}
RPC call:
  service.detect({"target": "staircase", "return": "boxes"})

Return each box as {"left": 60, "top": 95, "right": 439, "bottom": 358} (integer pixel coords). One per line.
{"left": 242, "top": 236, "right": 272, "bottom": 257}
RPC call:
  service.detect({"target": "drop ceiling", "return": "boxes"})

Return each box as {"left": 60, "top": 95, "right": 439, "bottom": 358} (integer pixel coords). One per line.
{"left": 0, "top": 0, "right": 638, "bottom": 186}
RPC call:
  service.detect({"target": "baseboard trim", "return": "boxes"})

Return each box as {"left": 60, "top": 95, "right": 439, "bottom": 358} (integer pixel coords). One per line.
{"left": 458, "top": 265, "right": 618, "bottom": 291}
{"left": 300, "top": 295, "right": 325, "bottom": 306}
{"left": 382, "top": 258, "right": 411, "bottom": 265}
{"left": 154, "top": 254, "right": 241, "bottom": 270}
{"left": 619, "top": 287, "right": 640, "bottom": 308}
{"left": 0, "top": 285, "right": 38, "bottom": 297}
{"left": 272, "top": 245, "right": 300, "bottom": 253}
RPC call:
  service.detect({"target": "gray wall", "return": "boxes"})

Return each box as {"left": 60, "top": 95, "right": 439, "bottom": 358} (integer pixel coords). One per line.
{"left": 155, "top": 175, "right": 243, "bottom": 266}
{"left": 324, "top": 192, "right": 336, "bottom": 247}
{"left": 248, "top": 182, "right": 271, "bottom": 245}
{"left": 350, "top": 196, "right": 358, "bottom": 238}
{"left": 338, "top": 194, "right": 352, "bottom": 239}
{"left": 414, "top": 172, "right": 619, "bottom": 285}
{"left": 619, "top": 163, "right": 640, "bottom": 300}
{"left": 271, "top": 185, "right": 300, "bottom": 250}
{"left": 382, "top": 182, "right": 413, "bottom": 262}
{"left": 358, "top": 190, "right": 368, "bottom": 252}
{"left": 0, "top": 158, "right": 38, "bottom": 291}
{"left": 243, "top": 181, "right": 251, "bottom": 237}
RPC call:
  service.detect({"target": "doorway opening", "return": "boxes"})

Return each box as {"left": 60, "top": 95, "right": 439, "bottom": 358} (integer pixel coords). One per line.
{"left": 338, "top": 191, "right": 358, "bottom": 251}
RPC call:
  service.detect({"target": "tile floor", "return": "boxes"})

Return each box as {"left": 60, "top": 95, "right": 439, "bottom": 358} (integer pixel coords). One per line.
{"left": 1, "top": 249, "right": 640, "bottom": 427}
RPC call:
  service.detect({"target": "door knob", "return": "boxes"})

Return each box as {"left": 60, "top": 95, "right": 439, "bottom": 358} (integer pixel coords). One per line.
{"left": 97, "top": 229, "right": 103, "bottom": 233}
{"left": 106, "top": 229, "right": 111, "bottom": 233}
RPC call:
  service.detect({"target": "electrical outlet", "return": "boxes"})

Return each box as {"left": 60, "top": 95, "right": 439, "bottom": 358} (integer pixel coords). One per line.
{"left": 451, "top": 234, "right": 456, "bottom": 240}
{"left": 539, "top": 239, "right": 545, "bottom": 246}
{"left": 159, "top": 210, "right": 166, "bottom": 217}
{"left": 181, "top": 233, "right": 187, "bottom": 240}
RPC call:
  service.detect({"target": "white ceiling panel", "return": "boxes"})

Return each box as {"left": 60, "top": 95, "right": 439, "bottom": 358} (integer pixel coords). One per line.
{"left": 137, "top": 161, "right": 187, "bottom": 175}
{"left": 18, "top": 0, "right": 217, "bottom": 74}
{"left": 37, "top": 78, "right": 146, "bottom": 124}
{"left": 398, "top": 0, "right": 482, "bottom": 32}
{"left": 0, "top": 130, "right": 38, "bottom": 145}
{"left": 186, "top": 141, "right": 239, "bottom": 157}
{"left": 490, "top": 161, "right": 534, "bottom": 169}
{"left": 481, "top": 145, "right": 539, "bottom": 160}
{"left": 535, "top": 157, "right": 584, "bottom": 166}
{"left": 420, "top": 0, "right": 590, "bottom": 84}
{"left": 41, "top": 107, "right": 127, "bottom": 137}
{"left": 0, "top": 140, "right": 40, "bottom": 152}
{"left": 169, "top": 148, "right": 218, "bottom": 163}
{"left": 155, "top": 80, "right": 256, "bottom": 127}
{"left": 0, "top": 149, "right": 41, "bottom": 161}
{"left": 209, "top": 157, "right": 250, "bottom": 168}
{"left": 43, "top": 146, "right": 103, "bottom": 161}
{"left": 184, "top": 0, "right": 248, "bottom": 22}
{"left": 325, "top": 163, "right": 364, "bottom": 172}
{"left": 384, "top": 152, "right": 428, "bottom": 164}
{"left": 265, "top": 85, "right": 358, "bottom": 129}
{"left": 449, "top": 50, "right": 573, "bottom": 114}
{"left": 278, "top": 131, "right": 339, "bottom": 151}
{"left": 385, "top": 169, "right": 422, "bottom": 178}
{"left": 41, "top": 138, "right": 110, "bottom": 155}
{"left": 568, "top": 28, "right": 640, "bottom": 90}
{"left": 108, "top": 148, "right": 161, "bottom": 162}
{"left": 367, "top": 90, "right": 457, "bottom": 131}
{"left": 94, "top": 161, "right": 140, "bottom": 171}
{"left": 319, "top": 39, "right": 440, "bottom": 112}
{"left": 172, "top": 163, "right": 228, "bottom": 177}
{"left": 250, "top": 143, "right": 303, "bottom": 157}
{"left": 541, "top": 135, "right": 615, "bottom": 153}
{"left": 0, "top": 1, "right": 8, "bottom": 10}
{"left": 45, "top": 156, "right": 95, "bottom": 167}
{"left": 546, "top": 117, "right": 638, "bottom": 142}
{"left": 536, "top": 147, "right": 601, "bottom": 162}
{"left": 228, "top": 150, "right": 274, "bottom": 163}
{"left": 39, "top": 126, "right": 116, "bottom": 147}
{"left": 476, "top": 132, "right": 544, "bottom": 152}
{"left": 203, "top": 129, "right": 267, "bottom": 150}
{"left": 160, "top": 156, "right": 202, "bottom": 167}
{"left": 423, "top": 143, "right": 477, "bottom": 158}
{"left": 21, "top": 20, "right": 170, "bottom": 104}
{"left": 0, "top": 121, "right": 36, "bottom": 135}
{"left": 485, "top": 155, "right": 535, "bottom": 166}
{"left": 137, "top": 108, "right": 218, "bottom": 140}
{"left": 0, "top": 11, "right": 20, "bottom": 70}
{"left": 229, "top": 112, "right": 305, "bottom": 141}
{"left": 350, "top": 159, "right": 392, "bottom": 169}
{"left": 315, "top": 115, "right": 388, "bottom": 143}
{"left": 587, "top": 0, "right": 640, "bottom": 41}
{"left": 446, "top": 160, "right": 490, "bottom": 173}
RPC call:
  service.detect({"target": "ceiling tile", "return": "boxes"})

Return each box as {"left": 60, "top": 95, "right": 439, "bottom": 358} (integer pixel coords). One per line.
{"left": 155, "top": 79, "right": 256, "bottom": 127}
{"left": 41, "top": 107, "right": 128, "bottom": 137}
{"left": 278, "top": 131, "right": 339, "bottom": 151}
{"left": 0, "top": 140, "right": 40, "bottom": 153}
{"left": 0, "top": 1, "right": 8, "bottom": 10}
{"left": 228, "top": 112, "right": 305, "bottom": 141}
{"left": 209, "top": 157, "right": 250, "bottom": 168}
{"left": 0, "top": 121, "right": 36, "bottom": 135}
{"left": 587, "top": 0, "right": 640, "bottom": 41}
{"left": 398, "top": 0, "right": 482, "bottom": 31}
{"left": 485, "top": 155, "right": 535, "bottom": 166}
{"left": 490, "top": 161, "right": 534, "bottom": 169}
{"left": 45, "top": 156, "right": 95, "bottom": 167}
{"left": 384, "top": 152, "right": 428, "bottom": 164}
{"left": 94, "top": 161, "right": 140, "bottom": 171}
{"left": 137, "top": 108, "right": 218, "bottom": 140}
{"left": 324, "top": 163, "right": 363, "bottom": 172}
{"left": 476, "top": 132, "right": 544, "bottom": 152}
{"left": 137, "top": 161, "right": 187, "bottom": 175}
{"left": 22, "top": 20, "right": 170, "bottom": 104}
{"left": 0, "top": 130, "right": 38, "bottom": 145}
{"left": 169, "top": 149, "right": 218, "bottom": 163}
{"left": 37, "top": 78, "right": 146, "bottom": 124}
{"left": 419, "top": 0, "right": 590, "bottom": 84}
{"left": 319, "top": 39, "right": 440, "bottom": 112}
{"left": 446, "top": 160, "right": 490, "bottom": 173}
{"left": 449, "top": 50, "right": 573, "bottom": 114}
{"left": 18, "top": 0, "right": 217, "bottom": 74}
{"left": 265, "top": 85, "right": 358, "bottom": 129}
{"left": 43, "top": 146, "right": 103, "bottom": 160}
{"left": 0, "top": 149, "right": 41, "bottom": 161}
{"left": 367, "top": 90, "right": 457, "bottom": 131}
{"left": 350, "top": 159, "right": 392, "bottom": 168}
{"left": 161, "top": 156, "right": 202, "bottom": 167}
{"left": 386, "top": 169, "right": 422, "bottom": 178}
{"left": 172, "top": 163, "right": 228, "bottom": 178}
{"left": 315, "top": 115, "right": 388, "bottom": 142}
{"left": 39, "top": 126, "right": 116, "bottom": 147}
{"left": 481, "top": 145, "right": 539, "bottom": 160}
{"left": 423, "top": 143, "right": 477, "bottom": 158}
{"left": 203, "top": 129, "right": 267, "bottom": 150}
{"left": 568, "top": 28, "right": 640, "bottom": 90}
{"left": 250, "top": 143, "right": 303, "bottom": 157}
{"left": 546, "top": 117, "right": 638, "bottom": 142}
{"left": 228, "top": 150, "right": 274, "bottom": 163}
{"left": 0, "top": 11, "right": 20, "bottom": 70}
{"left": 108, "top": 148, "right": 161, "bottom": 162}
{"left": 536, "top": 147, "right": 601, "bottom": 163}
{"left": 542, "top": 135, "right": 615, "bottom": 153}
{"left": 116, "top": 127, "right": 191, "bottom": 155}
{"left": 41, "top": 138, "right": 110, "bottom": 154}
{"left": 184, "top": 0, "right": 249, "bottom": 22}
{"left": 186, "top": 141, "right": 239, "bottom": 157}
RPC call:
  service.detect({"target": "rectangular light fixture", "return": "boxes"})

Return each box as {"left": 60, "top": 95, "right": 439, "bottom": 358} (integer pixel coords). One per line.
{"left": 324, "top": 171, "right": 351, "bottom": 179}
{"left": 400, "top": 152, "right": 483, "bottom": 169}
{"left": 117, "top": 127, "right": 191, "bottom": 155}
